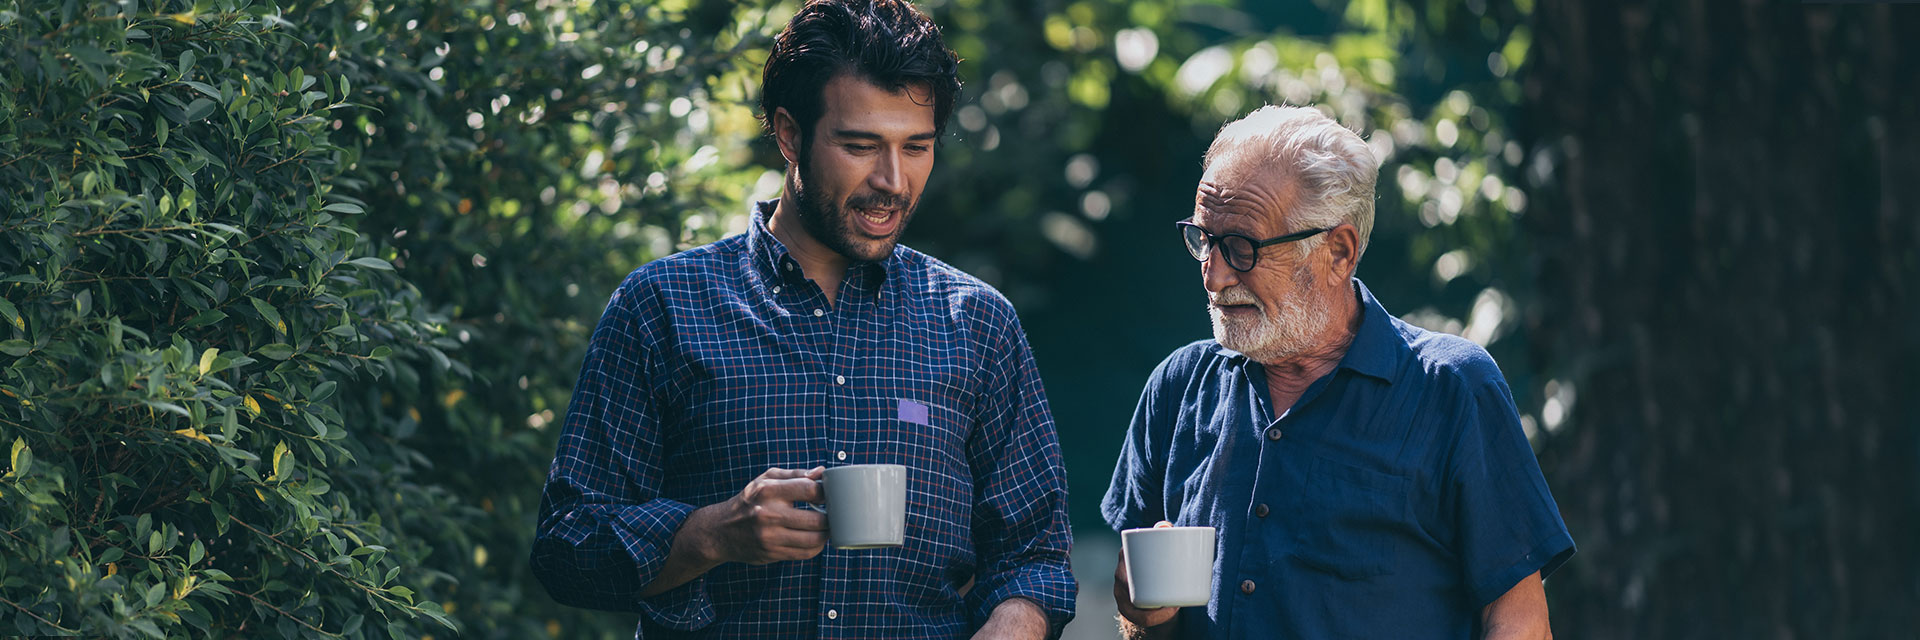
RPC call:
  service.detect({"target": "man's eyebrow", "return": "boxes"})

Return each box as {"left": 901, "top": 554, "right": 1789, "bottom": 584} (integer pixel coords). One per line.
{"left": 831, "top": 129, "right": 939, "bottom": 141}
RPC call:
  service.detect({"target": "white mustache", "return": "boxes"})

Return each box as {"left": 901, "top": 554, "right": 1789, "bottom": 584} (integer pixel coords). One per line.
{"left": 1209, "top": 287, "right": 1261, "bottom": 308}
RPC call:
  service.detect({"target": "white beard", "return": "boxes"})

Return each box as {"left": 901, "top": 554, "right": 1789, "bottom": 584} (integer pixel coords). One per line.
{"left": 1208, "top": 267, "right": 1331, "bottom": 363}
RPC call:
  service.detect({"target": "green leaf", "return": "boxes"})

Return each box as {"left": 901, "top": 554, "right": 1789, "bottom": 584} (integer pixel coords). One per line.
{"left": 184, "top": 98, "right": 216, "bottom": 121}
{"left": 141, "top": 400, "right": 191, "bottom": 418}
{"left": 0, "top": 297, "right": 21, "bottom": 330}
{"left": 368, "top": 346, "right": 392, "bottom": 360}
{"left": 271, "top": 441, "right": 290, "bottom": 481}
{"left": 198, "top": 348, "right": 219, "bottom": 376}
{"left": 0, "top": 339, "right": 29, "bottom": 357}
{"left": 321, "top": 202, "right": 364, "bottom": 214}
{"left": 69, "top": 43, "right": 113, "bottom": 67}
{"left": 6, "top": 438, "right": 28, "bottom": 478}
{"left": 190, "top": 539, "right": 205, "bottom": 565}
{"left": 249, "top": 297, "right": 286, "bottom": 334}
{"left": 187, "top": 309, "right": 228, "bottom": 327}
{"left": 347, "top": 256, "right": 393, "bottom": 271}
{"left": 211, "top": 502, "right": 230, "bottom": 534}
{"left": 257, "top": 343, "right": 294, "bottom": 360}
{"left": 183, "top": 80, "right": 221, "bottom": 100}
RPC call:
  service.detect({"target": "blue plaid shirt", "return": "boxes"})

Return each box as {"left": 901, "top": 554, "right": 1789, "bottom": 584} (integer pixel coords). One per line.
{"left": 532, "top": 200, "right": 1076, "bottom": 639}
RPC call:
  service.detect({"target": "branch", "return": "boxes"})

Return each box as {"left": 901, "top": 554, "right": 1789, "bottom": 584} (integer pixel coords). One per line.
{"left": 225, "top": 515, "right": 407, "bottom": 609}
{"left": 233, "top": 588, "right": 341, "bottom": 638}
{"left": 0, "top": 594, "right": 80, "bottom": 635}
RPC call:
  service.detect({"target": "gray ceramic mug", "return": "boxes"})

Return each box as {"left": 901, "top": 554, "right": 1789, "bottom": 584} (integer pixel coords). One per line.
{"left": 1122, "top": 525, "right": 1216, "bottom": 608}
{"left": 820, "top": 464, "right": 906, "bottom": 549}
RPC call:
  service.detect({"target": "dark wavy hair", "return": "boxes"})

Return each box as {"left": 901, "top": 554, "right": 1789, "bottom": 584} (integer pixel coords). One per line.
{"left": 760, "top": 0, "right": 962, "bottom": 154}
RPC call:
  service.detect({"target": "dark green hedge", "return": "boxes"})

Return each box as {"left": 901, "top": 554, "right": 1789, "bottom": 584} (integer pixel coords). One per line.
{"left": 1, "top": 0, "right": 763, "bottom": 637}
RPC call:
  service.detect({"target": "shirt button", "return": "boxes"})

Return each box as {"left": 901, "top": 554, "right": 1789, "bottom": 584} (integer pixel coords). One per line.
{"left": 1255, "top": 504, "right": 1270, "bottom": 518}
{"left": 813, "top": 309, "right": 824, "bottom": 317}
{"left": 836, "top": 451, "right": 848, "bottom": 461}
{"left": 772, "top": 285, "right": 782, "bottom": 294}
{"left": 835, "top": 375, "right": 846, "bottom": 385}
{"left": 785, "top": 262, "right": 795, "bottom": 271}
{"left": 826, "top": 609, "right": 838, "bottom": 620}
{"left": 1265, "top": 427, "right": 1283, "bottom": 441}
{"left": 1240, "top": 580, "right": 1256, "bottom": 595}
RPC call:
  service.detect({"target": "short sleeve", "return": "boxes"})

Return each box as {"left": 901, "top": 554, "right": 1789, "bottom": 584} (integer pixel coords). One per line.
{"left": 1448, "top": 375, "right": 1576, "bottom": 609}
{"left": 1101, "top": 349, "right": 1188, "bottom": 533}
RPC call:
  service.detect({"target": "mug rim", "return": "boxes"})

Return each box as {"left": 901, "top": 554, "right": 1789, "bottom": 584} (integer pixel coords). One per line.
{"left": 1122, "top": 525, "right": 1215, "bottom": 535}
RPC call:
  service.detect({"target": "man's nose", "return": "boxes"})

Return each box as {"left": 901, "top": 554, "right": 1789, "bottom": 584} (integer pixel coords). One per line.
{"left": 1201, "top": 246, "right": 1239, "bottom": 294}
{"left": 868, "top": 148, "right": 904, "bottom": 194}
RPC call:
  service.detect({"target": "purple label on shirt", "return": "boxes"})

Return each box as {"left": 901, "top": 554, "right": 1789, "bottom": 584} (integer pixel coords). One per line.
{"left": 897, "top": 399, "right": 929, "bottom": 425}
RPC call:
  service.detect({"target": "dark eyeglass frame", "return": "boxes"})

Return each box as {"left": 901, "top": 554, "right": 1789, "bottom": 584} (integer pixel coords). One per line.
{"left": 1176, "top": 220, "right": 1331, "bottom": 272}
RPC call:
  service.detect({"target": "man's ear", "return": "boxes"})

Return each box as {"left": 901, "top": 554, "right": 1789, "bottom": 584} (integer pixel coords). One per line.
{"left": 773, "top": 107, "right": 802, "bottom": 165}
{"left": 1324, "top": 224, "right": 1362, "bottom": 283}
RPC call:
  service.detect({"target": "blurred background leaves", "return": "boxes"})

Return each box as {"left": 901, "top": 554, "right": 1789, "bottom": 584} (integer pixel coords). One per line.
{"left": 3, "top": 0, "right": 1914, "bottom": 638}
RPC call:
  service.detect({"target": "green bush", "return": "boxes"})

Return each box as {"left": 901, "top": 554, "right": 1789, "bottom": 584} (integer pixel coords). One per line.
{"left": 1, "top": 0, "right": 763, "bottom": 637}
{"left": 0, "top": 0, "right": 459, "bottom": 637}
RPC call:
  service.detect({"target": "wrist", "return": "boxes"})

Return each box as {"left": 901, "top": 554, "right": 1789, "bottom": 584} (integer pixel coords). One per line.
{"left": 677, "top": 504, "right": 726, "bottom": 567}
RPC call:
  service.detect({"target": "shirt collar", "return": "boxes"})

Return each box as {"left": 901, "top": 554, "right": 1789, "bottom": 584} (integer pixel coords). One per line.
{"left": 1207, "top": 277, "right": 1406, "bottom": 383}
{"left": 746, "top": 199, "right": 804, "bottom": 284}
{"left": 745, "top": 198, "right": 899, "bottom": 287}
{"left": 1337, "top": 278, "right": 1406, "bottom": 383}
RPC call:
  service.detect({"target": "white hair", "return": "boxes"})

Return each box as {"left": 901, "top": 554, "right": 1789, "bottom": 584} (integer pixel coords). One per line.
{"left": 1203, "top": 105, "right": 1379, "bottom": 259}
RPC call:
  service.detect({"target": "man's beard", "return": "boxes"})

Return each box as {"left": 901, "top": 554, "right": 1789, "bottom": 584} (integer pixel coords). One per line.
{"left": 789, "top": 151, "right": 917, "bottom": 263}
{"left": 1209, "top": 262, "right": 1332, "bottom": 363}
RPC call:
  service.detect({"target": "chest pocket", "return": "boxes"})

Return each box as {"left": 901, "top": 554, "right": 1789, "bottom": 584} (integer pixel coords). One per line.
{"left": 1289, "top": 455, "right": 1413, "bottom": 580}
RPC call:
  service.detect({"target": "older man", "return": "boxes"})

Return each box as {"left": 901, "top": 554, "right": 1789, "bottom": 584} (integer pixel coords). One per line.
{"left": 1102, "top": 106, "right": 1574, "bottom": 639}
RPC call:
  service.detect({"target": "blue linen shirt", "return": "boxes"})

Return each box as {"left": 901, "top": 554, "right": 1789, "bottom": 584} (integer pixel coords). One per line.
{"left": 532, "top": 200, "right": 1076, "bottom": 639}
{"left": 1102, "top": 279, "right": 1574, "bottom": 639}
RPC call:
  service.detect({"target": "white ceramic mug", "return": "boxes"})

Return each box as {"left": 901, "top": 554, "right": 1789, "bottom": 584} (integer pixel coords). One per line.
{"left": 820, "top": 464, "right": 906, "bottom": 549}
{"left": 1121, "top": 525, "right": 1216, "bottom": 608}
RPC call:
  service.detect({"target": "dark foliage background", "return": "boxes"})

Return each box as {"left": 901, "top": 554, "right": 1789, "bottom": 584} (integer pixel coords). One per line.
{"left": 2, "top": 0, "right": 1912, "bottom": 638}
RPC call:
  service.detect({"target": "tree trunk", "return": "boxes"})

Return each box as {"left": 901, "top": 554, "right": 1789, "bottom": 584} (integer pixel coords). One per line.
{"left": 1520, "top": 2, "right": 1920, "bottom": 637}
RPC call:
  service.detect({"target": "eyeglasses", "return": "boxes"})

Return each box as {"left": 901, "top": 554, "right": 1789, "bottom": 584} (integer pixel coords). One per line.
{"left": 1176, "top": 220, "right": 1331, "bottom": 272}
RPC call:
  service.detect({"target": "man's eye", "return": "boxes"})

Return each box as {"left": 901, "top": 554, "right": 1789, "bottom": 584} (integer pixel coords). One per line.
{"left": 906, "top": 145, "right": 930, "bottom": 154}
{"left": 846, "top": 144, "right": 876, "bottom": 153}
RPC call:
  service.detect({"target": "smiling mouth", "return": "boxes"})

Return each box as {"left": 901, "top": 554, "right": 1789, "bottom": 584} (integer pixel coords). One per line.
{"left": 853, "top": 206, "right": 899, "bottom": 235}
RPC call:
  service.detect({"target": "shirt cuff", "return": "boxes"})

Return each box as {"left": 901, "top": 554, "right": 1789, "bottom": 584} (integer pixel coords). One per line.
{"left": 636, "top": 573, "right": 715, "bottom": 630}
{"left": 615, "top": 500, "right": 716, "bottom": 629}
{"left": 968, "top": 564, "right": 1077, "bottom": 638}
{"left": 1469, "top": 532, "right": 1576, "bottom": 610}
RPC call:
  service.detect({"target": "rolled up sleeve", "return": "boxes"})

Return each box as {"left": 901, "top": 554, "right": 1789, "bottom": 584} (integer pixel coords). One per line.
{"left": 964, "top": 317, "right": 1076, "bottom": 636}
{"left": 529, "top": 281, "right": 716, "bottom": 630}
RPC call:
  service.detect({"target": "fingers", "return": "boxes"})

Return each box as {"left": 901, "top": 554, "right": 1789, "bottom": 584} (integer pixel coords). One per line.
{"left": 753, "top": 477, "right": 825, "bottom": 503}
{"left": 745, "top": 527, "right": 828, "bottom": 564}
{"left": 776, "top": 505, "right": 829, "bottom": 532}
{"left": 749, "top": 468, "right": 827, "bottom": 503}
{"left": 759, "top": 466, "right": 825, "bottom": 480}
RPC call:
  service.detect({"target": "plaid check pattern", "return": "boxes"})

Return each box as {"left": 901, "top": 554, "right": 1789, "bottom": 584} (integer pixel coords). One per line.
{"left": 531, "top": 200, "right": 1076, "bottom": 639}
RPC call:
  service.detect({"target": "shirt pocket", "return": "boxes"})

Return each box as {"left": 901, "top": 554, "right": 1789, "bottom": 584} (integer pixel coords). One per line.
{"left": 1289, "top": 455, "right": 1413, "bottom": 581}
